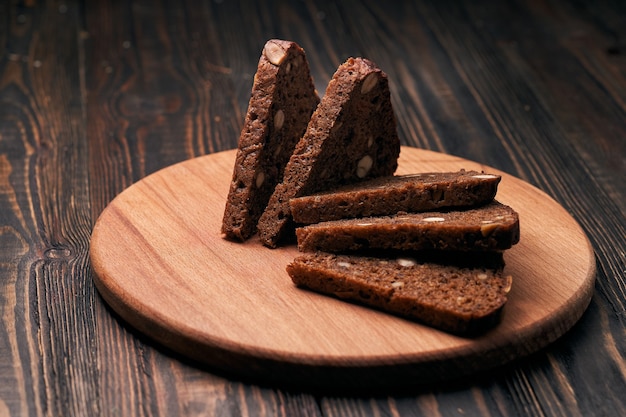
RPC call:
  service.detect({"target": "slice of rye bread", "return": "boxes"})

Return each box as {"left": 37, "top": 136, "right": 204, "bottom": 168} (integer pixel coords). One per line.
{"left": 287, "top": 251, "right": 512, "bottom": 335}
{"left": 257, "top": 57, "right": 401, "bottom": 247}
{"left": 296, "top": 201, "right": 520, "bottom": 253}
{"left": 221, "top": 39, "right": 320, "bottom": 241}
{"left": 289, "top": 170, "right": 501, "bottom": 224}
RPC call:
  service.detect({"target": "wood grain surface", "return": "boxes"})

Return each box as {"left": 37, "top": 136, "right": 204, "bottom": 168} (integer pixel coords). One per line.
{"left": 90, "top": 147, "right": 596, "bottom": 391}
{"left": 1, "top": 0, "right": 624, "bottom": 416}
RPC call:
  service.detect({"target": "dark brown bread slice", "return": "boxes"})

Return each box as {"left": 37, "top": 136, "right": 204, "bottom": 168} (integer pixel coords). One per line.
{"left": 289, "top": 170, "right": 501, "bottom": 224}
{"left": 287, "top": 251, "right": 512, "bottom": 335}
{"left": 257, "top": 57, "right": 401, "bottom": 247}
{"left": 221, "top": 39, "right": 319, "bottom": 241}
{"left": 296, "top": 201, "right": 520, "bottom": 253}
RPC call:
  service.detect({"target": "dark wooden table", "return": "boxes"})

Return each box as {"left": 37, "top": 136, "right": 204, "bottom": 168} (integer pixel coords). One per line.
{"left": 1, "top": 1, "right": 625, "bottom": 416}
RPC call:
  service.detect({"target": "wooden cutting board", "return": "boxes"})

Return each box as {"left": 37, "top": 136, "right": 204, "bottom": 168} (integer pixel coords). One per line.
{"left": 89, "top": 147, "right": 596, "bottom": 392}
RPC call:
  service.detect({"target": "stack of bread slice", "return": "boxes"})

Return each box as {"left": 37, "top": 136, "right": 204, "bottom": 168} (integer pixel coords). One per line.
{"left": 286, "top": 181, "right": 519, "bottom": 336}
{"left": 222, "top": 39, "right": 519, "bottom": 336}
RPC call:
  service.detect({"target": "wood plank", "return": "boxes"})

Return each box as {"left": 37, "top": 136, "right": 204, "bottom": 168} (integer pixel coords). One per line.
{"left": 0, "top": 1, "right": 95, "bottom": 416}
{"left": 84, "top": 1, "right": 241, "bottom": 415}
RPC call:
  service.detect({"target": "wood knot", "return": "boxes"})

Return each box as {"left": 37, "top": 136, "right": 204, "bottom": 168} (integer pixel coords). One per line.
{"left": 44, "top": 246, "right": 72, "bottom": 259}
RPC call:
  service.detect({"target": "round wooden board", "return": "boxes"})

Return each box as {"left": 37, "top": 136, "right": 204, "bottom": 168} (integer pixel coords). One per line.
{"left": 90, "top": 147, "right": 596, "bottom": 391}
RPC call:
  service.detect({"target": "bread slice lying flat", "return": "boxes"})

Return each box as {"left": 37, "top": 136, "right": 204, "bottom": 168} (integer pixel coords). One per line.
{"left": 296, "top": 201, "right": 520, "bottom": 253}
{"left": 287, "top": 251, "right": 512, "bottom": 335}
{"left": 257, "top": 57, "right": 401, "bottom": 247}
{"left": 222, "top": 39, "right": 319, "bottom": 241}
{"left": 289, "top": 170, "right": 501, "bottom": 224}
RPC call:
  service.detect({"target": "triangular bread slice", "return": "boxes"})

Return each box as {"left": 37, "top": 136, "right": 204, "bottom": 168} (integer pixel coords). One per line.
{"left": 296, "top": 201, "right": 520, "bottom": 253}
{"left": 287, "top": 251, "right": 512, "bottom": 335}
{"left": 221, "top": 39, "right": 320, "bottom": 241}
{"left": 289, "top": 170, "right": 501, "bottom": 224}
{"left": 258, "top": 57, "right": 401, "bottom": 247}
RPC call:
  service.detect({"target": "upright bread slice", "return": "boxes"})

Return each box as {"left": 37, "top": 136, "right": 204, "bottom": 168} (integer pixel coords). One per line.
{"left": 296, "top": 201, "right": 520, "bottom": 253}
{"left": 289, "top": 170, "right": 501, "bottom": 224}
{"left": 221, "top": 39, "right": 319, "bottom": 241}
{"left": 258, "top": 57, "right": 401, "bottom": 247}
{"left": 287, "top": 251, "right": 512, "bottom": 335}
